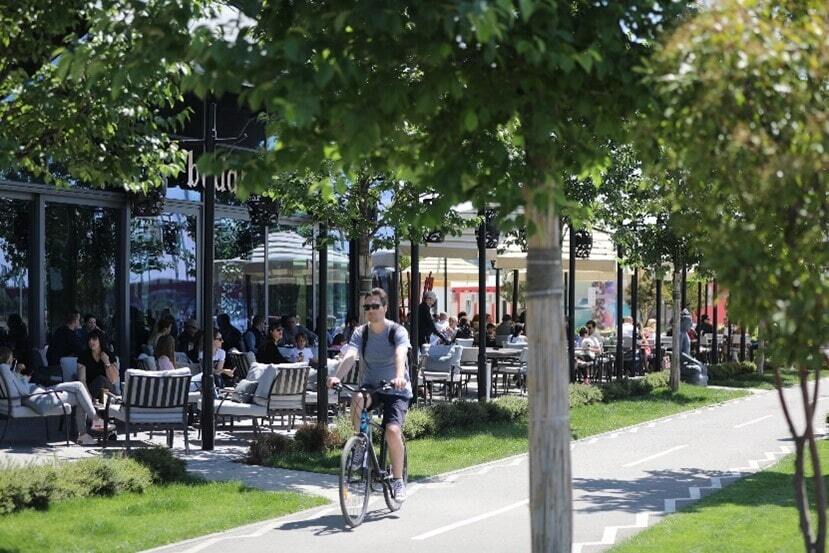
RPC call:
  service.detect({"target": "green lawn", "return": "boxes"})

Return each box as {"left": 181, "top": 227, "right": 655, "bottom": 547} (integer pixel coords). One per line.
{"left": 265, "top": 384, "right": 746, "bottom": 478}
{"left": 0, "top": 481, "right": 325, "bottom": 553}
{"left": 609, "top": 440, "right": 829, "bottom": 553}
{"left": 709, "top": 368, "right": 812, "bottom": 390}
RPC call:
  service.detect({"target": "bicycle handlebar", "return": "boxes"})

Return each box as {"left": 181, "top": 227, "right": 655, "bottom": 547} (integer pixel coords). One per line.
{"left": 331, "top": 380, "right": 394, "bottom": 394}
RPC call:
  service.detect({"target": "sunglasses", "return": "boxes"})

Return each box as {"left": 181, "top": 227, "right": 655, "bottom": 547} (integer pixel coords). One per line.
{"left": 362, "top": 303, "right": 382, "bottom": 311}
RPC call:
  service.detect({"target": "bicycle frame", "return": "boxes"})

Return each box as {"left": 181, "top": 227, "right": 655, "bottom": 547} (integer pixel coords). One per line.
{"left": 357, "top": 396, "right": 396, "bottom": 493}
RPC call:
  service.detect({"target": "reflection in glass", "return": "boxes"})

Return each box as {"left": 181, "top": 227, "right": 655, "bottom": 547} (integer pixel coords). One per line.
{"left": 0, "top": 198, "right": 30, "bottom": 327}
{"left": 129, "top": 212, "right": 197, "bottom": 354}
{"left": 214, "top": 218, "right": 264, "bottom": 331}
{"left": 46, "top": 204, "right": 117, "bottom": 338}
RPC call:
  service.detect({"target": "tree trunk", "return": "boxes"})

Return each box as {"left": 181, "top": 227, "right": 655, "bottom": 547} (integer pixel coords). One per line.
{"left": 756, "top": 321, "right": 766, "bottom": 376}
{"left": 525, "top": 190, "right": 572, "bottom": 553}
{"left": 670, "top": 269, "right": 681, "bottom": 392}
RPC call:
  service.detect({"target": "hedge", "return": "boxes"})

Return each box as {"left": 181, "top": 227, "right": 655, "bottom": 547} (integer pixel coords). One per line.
{"left": 708, "top": 361, "right": 757, "bottom": 380}
{"left": 0, "top": 447, "right": 188, "bottom": 516}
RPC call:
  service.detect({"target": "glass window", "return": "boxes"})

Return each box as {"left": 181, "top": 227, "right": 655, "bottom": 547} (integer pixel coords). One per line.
{"left": 46, "top": 203, "right": 117, "bottom": 339}
{"left": 328, "top": 237, "right": 349, "bottom": 327}
{"left": 129, "top": 212, "right": 197, "bottom": 354}
{"left": 214, "top": 217, "right": 265, "bottom": 332}
{"left": 266, "top": 226, "right": 314, "bottom": 326}
{"left": 0, "top": 197, "right": 30, "bottom": 334}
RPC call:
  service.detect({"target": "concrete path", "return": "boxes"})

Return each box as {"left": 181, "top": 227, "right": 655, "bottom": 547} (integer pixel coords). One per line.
{"left": 147, "top": 381, "right": 826, "bottom": 553}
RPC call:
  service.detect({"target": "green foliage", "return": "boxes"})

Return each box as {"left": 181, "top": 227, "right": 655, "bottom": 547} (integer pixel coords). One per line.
{"left": 569, "top": 383, "right": 604, "bottom": 408}
{"left": 708, "top": 362, "right": 757, "bottom": 381}
{"left": 642, "top": 0, "right": 829, "bottom": 373}
{"left": 0, "top": 457, "right": 155, "bottom": 515}
{"left": 245, "top": 433, "right": 296, "bottom": 466}
{"left": 602, "top": 372, "right": 671, "bottom": 402}
{"left": 403, "top": 407, "right": 439, "bottom": 441}
{"left": 293, "top": 423, "right": 346, "bottom": 454}
{"left": 127, "top": 447, "right": 190, "bottom": 485}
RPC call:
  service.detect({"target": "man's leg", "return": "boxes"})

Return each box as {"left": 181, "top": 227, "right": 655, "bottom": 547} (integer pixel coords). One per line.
{"left": 385, "top": 424, "right": 404, "bottom": 479}
{"left": 53, "top": 382, "right": 96, "bottom": 422}
{"left": 350, "top": 392, "right": 372, "bottom": 433}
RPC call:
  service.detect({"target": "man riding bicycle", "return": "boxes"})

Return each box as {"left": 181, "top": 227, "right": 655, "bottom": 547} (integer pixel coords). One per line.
{"left": 327, "top": 287, "right": 410, "bottom": 502}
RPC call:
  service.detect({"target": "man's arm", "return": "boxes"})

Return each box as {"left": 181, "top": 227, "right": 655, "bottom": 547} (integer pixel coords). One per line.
{"left": 393, "top": 344, "right": 408, "bottom": 384}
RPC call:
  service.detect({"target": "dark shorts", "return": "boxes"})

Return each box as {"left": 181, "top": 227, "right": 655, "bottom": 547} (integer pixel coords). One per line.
{"left": 368, "top": 392, "right": 409, "bottom": 428}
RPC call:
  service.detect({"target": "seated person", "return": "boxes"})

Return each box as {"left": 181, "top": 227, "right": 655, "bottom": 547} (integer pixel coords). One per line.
{"left": 508, "top": 323, "right": 527, "bottom": 344}
{"left": 1, "top": 346, "right": 105, "bottom": 445}
{"left": 292, "top": 333, "right": 317, "bottom": 365}
{"left": 455, "top": 317, "right": 473, "bottom": 339}
{"left": 77, "top": 330, "right": 120, "bottom": 401}
{"left": 485, "top": 323, "right": 498, "bottom": 348}
{"left": 176, "top": 319, "right": 201, "bottom": 363}
{"left": 329, "top": 333, "right": 347, "bottom": 357}
{"left": 147, "top": 317, "right": 173, "bottom": 354}
{"left": 217, "top": 313, "right": 243, "bottom": 352}
{"left": 47, "top": 310, "right": 84, "bottom": 366}
{"left": 154, "top": 335, "right": 177, "bottom": 371}
{"left": 256, "top": 321, "right": 290, "bottom": 364}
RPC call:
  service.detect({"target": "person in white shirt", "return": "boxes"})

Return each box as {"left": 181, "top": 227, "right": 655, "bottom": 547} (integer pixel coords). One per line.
{"left": 293, "top": 333, "right": 317, "bottom": 365}
{"left": 582, "top": 320, "right": 604, "bottom": 355}
{"left": 621, "top": 316, "right": 634, "bottom": 338}
{"left": 508, "top": 323, "right": 528, "bottom": 344}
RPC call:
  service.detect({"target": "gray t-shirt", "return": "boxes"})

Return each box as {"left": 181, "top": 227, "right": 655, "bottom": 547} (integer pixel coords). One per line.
{"left": 348, "top": 320, "right": 412, "bottom": 399}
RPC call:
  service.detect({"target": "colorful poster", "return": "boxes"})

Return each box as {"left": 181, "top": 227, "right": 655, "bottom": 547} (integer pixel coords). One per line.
{"left": 574, "top": 280, "right": 619, "bottom": 331}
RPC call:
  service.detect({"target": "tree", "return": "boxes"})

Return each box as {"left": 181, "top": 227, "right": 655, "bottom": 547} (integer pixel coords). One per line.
{"left": 0, "top": 0, "right": 197, "bottom": 190}
{"left": 180, "top": 3, "right": 691, "bottom": 550}
{"left": 643, "top": 1, "right": 829, "bottom": 550}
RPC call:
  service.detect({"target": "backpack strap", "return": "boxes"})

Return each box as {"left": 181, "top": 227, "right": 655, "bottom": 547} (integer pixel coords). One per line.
{"left": 360, "top": 322, "right": 401, "bottom": 359}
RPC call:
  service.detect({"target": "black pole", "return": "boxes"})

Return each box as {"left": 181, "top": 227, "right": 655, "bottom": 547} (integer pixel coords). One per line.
{"left": 696, "top": 280, "right": 702, "bottom": 355}
{"left": 704, "top": 280, "right": 709, "bottom": 318}
{"left": 28, "top": 194, "right": 46, "bottom": 349}
{"left": 726, "top": 301, "right": 732, "bottom": 361}
{"left": 512, "top": 269, "right": 519, "bottom": 318}
{"left": 116, "top": 205, "right": 130, "bottom": 373}
{"left": 655, "top": 275, "right": 662, "bottom": 372}
{"left": 316, "top": 224, "right": 329, "bottom": 424}
{"left": 348, "top": 238, "right": 360, "bottom": 323}
{"left": 616, "top": 246, "right": 624, "bottom": 380}
{"left": 681, "top": 265, "right": 687, "bottom": 310}
{"left": 389, "top": 233, "right": 399, "bottom": 323}
{"left": 200, "top": 99, "right": 216, "bottom": 450}
{"left": 712, "top": 279, "right": 719, "bottom": 364}
{"left": 477, "top": 220, "right": 488, "bottom": 401}
{"left": 409, "top": 243, "right": 419, "bottom": 405}
{"left": 632, "top": 266, "right": 639, "bottom": 372}
{"left": 444, "top": 258, "right": 449, "bottom": 314}
{"left": 495, "top": 268, "right": 501, "bottom": 323}
{"left": 568, "top": 226, "right": 576, "bottom": 381}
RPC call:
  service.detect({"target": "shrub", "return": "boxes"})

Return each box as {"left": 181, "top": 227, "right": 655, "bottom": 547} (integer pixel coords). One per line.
{"left": 644, "top": 370, "right": 670, "bottom": 390}
{"left": 333, "top": 414, "right": 355, "bottom": 443}
{"left": 403, "top": 407, "right": 438, "bottom": 440}
{"left": 569, "top": 383, "right": 604, "bottom": 408}
{"left": 245, "top": 433, "right": 296, "bottom": 465}
{"left": 294, "top": 423, "right": 344, "bottom": 454}
{"left": 490, "top": 396, "right": 529, "bottom": 422}
{"left": 128, "top": 447, "right": 189, "bottom": 485}
{"left": 0, "top": 466, "right": 35, "bottom": 515}
{"left": 431, "top": 401, "right": 490, "bottom": 432}
{"left": 708, "top": 361, "right": 757, "bottom": 380}
{"left": 62, "top": 459, "right": 118, "bottom": 498}
{"left": 602, "top": 379, "right": 654, "bottom": 402}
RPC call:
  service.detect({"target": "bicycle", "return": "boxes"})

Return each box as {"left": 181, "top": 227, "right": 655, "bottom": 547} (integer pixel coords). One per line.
{"left": 332, "top": 381, "right": 409, "bottom": 528}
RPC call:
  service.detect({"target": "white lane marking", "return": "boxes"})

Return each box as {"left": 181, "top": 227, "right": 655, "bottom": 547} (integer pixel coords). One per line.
{"left": 411, "top": 499, "right": 529, "bottom": 540}
{"left": 572, "top": 512, "right": 654, "bottom": 553}
{"left": 622, "top": 445, "right": 688, "bottom": 468}
{"left": 734, "top": 414, "right": 774, "bottom": 429}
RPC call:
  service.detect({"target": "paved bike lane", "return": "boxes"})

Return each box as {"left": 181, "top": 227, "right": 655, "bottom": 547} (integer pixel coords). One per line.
{"left": 148, "top": 383, "right": 824, "bottom": 553}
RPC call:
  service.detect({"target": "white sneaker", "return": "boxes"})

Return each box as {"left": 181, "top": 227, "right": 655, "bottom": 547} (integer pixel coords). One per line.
{"left": 392, "top": 478, "right": 407, "bottom": 502}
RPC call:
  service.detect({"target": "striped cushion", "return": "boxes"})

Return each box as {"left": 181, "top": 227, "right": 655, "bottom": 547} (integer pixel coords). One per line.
{"left": 253, "top": 395, "right": 304, "bottom": 409}
{"left": 108, "top": 404, "right": 185, "bottom": 423}
{"left": 123, "top": 368, "right": 191, "bottom": 409}
{"left": 208, "top": 400, "right": 267, "bottom": 418}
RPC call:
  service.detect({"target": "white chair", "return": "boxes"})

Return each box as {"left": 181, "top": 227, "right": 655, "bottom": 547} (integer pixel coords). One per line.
{"left": 455, "top": 338, "right": 474, "bottom": 348}
{"left": 493, "top": 348, "right": 528, "bottom": 394}
{"left": 420, "top": 345, "right": 464, "bottom": 401}
{"left": 104, "top": 368, "right": 192, "bottom": 453}
{"left": 203, "top": 365, "right": 309, "bottom": 432}
{"left": 0, "top": 364, "right": 71, "bottom": 446}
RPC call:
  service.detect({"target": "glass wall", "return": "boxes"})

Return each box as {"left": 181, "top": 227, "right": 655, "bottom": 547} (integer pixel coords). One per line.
{"left": 214, "top": 217, "right": 265, "bottom": 332}
{"left": 0, "top": 197, "right": 30, "bottom": 335}
{"left": 328, "top": 236, "right": 349, "bottom": 327}
{"left": 45, "top": 203, "right": 117, "bottom": 338}
{"left": 129, "top": 212, "right": 198, "bottom": 353}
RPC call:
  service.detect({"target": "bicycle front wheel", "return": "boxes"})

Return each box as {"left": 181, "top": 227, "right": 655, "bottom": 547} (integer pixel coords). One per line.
{"left": 383, "top": 436, "right": 408, "bottom": 512}
{"left": 339, "top": 435, "right": 370, "bottom": 527}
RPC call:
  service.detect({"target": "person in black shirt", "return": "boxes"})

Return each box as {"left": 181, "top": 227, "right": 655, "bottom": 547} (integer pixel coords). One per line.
{"left": 47, "top": 310, "right": 84, "bottom": 366}
{"left": 455, "top": 316, "right": 473, "bottom": 339}
{"left": 242, "top": 315, "right": 266, "bottom": 353}
{"left": 176, "top": 319, "right": 201, "bottom": 363}
{"left": 6, "top": 313, "right": 30, "bottom": 365}
{"left": 696, "top": 314, "right": 714, "bottom": 337}
{"left": 417, "top": 290, "right": 439, "bottom": 346}
{"left": 217, "top": 313, "right": 243, "bottom": 352}
{"left": 77, "top": 330, "right": 119, "bottom": 400}
{"left": 257, "top": 321, "right": 290, "bottom": 364}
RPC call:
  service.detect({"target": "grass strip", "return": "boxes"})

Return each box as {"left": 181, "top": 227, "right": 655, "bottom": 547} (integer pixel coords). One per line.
{"left": 265, "top": 384, "right": 747, "bottom": 478}
{"left": 709, "top": 368, "right": 810, "bottom": 390}
{"left": 0, "top": 480, "right": 325, "bottom": 553}
{"left": 609, "top": 439, "right": 828, "bottom": 553}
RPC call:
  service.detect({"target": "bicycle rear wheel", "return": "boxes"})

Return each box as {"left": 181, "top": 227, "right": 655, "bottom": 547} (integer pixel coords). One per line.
{"left": 339, "top": 435, "right": 370, "bottom": 527}
{"left": 383, "top": 436, "right": 408, "bottom": 512}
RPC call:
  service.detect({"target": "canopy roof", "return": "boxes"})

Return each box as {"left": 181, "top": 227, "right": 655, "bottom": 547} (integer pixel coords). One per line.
{"left": 494, "top": 227, "right": 617, "bottom": 278}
